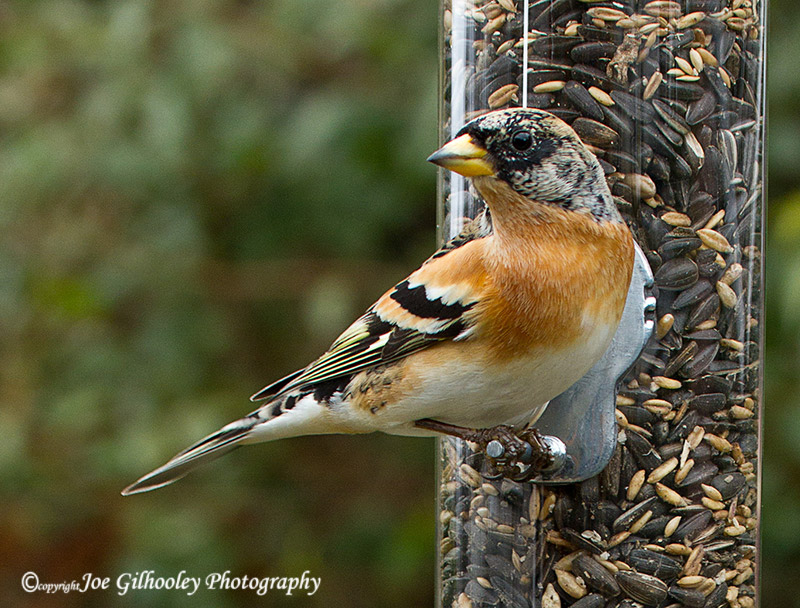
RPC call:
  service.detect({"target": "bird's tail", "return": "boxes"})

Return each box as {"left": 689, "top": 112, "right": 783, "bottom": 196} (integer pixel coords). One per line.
{"left": 121, "top": 391, "right": 340, "bottom": 495}
{"left": 121, "top": 416, "right": 257, "bottom": 495}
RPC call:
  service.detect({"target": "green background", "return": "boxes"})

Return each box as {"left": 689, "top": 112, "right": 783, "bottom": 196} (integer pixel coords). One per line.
{"left": 0, "top": 0, "right": 795, "bottom": 606}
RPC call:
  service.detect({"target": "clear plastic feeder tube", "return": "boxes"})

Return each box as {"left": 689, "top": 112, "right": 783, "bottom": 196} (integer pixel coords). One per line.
{"left": 436, "top": 1, "right": 764, "bottom": 607}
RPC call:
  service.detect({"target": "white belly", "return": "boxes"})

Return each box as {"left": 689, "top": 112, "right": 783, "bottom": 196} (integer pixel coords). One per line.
{"left": 373, "top": 320, "right": 619, "bottom": 436}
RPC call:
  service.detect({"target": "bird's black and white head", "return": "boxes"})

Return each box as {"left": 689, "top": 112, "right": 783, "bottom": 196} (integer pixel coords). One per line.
{"left": 428, "top": 108, "right": 620, "bottom": 223}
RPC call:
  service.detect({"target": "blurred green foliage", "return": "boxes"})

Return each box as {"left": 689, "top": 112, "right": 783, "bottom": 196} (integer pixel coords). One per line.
{"left": 0, "top": 0, "right": 796, "bottom": 606}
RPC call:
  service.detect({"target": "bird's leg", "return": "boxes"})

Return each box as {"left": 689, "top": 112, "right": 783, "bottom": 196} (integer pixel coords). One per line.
{"left": 414, "top": 418, "right": 554, "bottom": 478}
{"left": 413, "top": 418, "right": 503, "bottom": 443}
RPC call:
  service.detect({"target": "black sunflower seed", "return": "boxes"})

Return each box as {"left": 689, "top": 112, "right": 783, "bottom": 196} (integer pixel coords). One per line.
{"left": 570, "top": 594, "right": 606, "bottom": 608}
{"left": 611, "top": 90, "right": 656, "bottom": 122}
{"left": 658, "top": 237, "right": 702, "bottom": 260}
{"left": 673, "top": 510, "right": 714, "bottom": 542}
{"left": 711, "top": 472, "right": 747, "bottom": 500}
{"left": 629, "top": 549, "right": 683, "bottom": 580}
{"left": 573, "top": 117, "right": 619, "bottom": 147}
{"left": 687, "top": 91, "right": 718, "bottom": 125}
{"left": 573, "top": 554, "right": 620, "bottom": 596}
{"left": 564, "top": 81, "right": 606, "bottom": 121}
{"left": 571, "top": 63, "right": 621, "bottom": 90}
{"left": 703, "top": 584, "right": 729, "bottom": 608}
{"left": 673, "top": 280, "right": 713, "bottom": 309}
{"left": 570, "top": 41, "right": 618, "bottom": 64}
{"left": 655, "top": 257, "right": 699, "bottom": 291}
{"left": 616, "top": 570, "right": 668, "bottom": 606}
{"left": 669, "top": 585, "right": 707, "bottom": 608}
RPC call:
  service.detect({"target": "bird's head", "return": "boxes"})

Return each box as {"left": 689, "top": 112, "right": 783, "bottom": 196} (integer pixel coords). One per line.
{"left": 428, "top": 108, "right": 618, "bottom": 222}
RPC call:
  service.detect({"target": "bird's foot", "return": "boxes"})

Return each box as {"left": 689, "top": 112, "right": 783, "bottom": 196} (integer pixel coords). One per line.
{"left": 485, "top": 426, "right": 555, "bottom": 481}
{"left": 414, "top": 419, "right": 554, "bottom": 481}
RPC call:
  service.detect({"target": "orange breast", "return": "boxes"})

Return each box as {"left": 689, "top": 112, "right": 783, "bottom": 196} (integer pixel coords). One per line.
{"left": 476, "top": 211, "right": 634, "bottom": 361}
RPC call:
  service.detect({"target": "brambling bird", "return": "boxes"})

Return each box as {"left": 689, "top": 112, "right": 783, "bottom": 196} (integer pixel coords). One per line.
{"left": 122, "top": 107, "right": 634, "bottom": 495}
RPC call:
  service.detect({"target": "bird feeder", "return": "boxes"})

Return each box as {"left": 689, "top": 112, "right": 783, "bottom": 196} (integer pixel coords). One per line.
{"left": 436, "top": 1, "right": 764, "bottom": 607}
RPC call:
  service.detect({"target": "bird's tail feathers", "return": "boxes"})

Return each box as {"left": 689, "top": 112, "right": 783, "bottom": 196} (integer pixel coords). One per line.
{"left": 121, "top": 417, "right": 257, "bottom": 496}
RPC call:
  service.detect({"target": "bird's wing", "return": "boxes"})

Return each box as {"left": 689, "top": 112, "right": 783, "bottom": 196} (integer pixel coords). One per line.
{"left": 250, "top": 210, "right": 493, "bottom": 402}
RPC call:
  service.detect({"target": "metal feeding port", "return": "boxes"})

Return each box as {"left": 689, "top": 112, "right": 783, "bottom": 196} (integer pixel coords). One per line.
{"left": 526, "top": 242, "right": 656, "bottom": 484}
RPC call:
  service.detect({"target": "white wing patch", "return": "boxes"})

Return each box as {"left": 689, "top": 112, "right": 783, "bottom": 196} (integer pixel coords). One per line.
{"left": 408, "top": 280, "right": 477, "bottom": 308}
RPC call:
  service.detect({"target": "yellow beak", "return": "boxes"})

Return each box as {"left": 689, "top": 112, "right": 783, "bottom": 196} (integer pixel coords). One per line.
{"left": 427, "top": 134, "right": 494, "bottom": 177}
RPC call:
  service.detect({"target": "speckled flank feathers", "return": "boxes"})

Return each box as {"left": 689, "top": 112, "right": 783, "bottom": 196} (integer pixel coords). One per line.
{"left": 122, "top": 108, "right": 634, "bottom": 496}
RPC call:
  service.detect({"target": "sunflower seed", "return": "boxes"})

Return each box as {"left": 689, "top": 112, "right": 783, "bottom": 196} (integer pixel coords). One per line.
{"left": 629, "top": 548, "right": 683, "bottom": 579}
{"left": 655, "top": 258, "right": 699, "bottom": 290}
{"left": 658, "top": 237, "right": 702, "bottom": 260}
{"left": 617, "top": 570, "right": 669, "bottom": 605}
{"left": 686, "top": 91, "right": 717, "bottom": 125}
{"left": 674, "top": 280, "right": 714, "bottom": 309}
{"left": 564, "top": 81, "right": 606, "bottom": 121}
{"left": 611, "top": 90, "right": 657, "bottom": 121}
{"left": 570, "top": 594, "right": 605, "bottom": 608}
{"left": 669, "top": 585, "right": 707, "bottom": 607}
{"left": 573, "top": 117, "right": 620, "bottom": 147}
{"left": 573, "top": 554, "right": 621, "bottom": 596}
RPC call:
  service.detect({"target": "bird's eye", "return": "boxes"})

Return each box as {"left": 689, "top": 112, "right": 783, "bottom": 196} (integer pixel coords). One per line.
{"left": 511, "top": 130, "right": 533, "bottom": 151}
